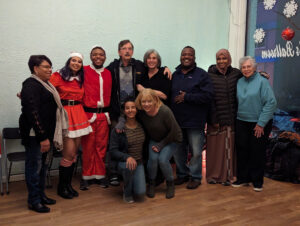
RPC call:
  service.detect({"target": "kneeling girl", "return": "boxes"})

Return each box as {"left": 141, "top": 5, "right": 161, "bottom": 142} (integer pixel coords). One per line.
{"left": 109, "top": 98, "right": 146, "bottom": 203}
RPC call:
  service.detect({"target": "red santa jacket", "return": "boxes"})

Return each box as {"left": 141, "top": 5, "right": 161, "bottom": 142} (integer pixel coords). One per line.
{"left": 83, "top": 65, "right": 112, "bottom": 108}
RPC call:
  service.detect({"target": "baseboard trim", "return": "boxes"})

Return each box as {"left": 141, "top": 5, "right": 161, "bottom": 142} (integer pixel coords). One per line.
{"left": 2, "top": 167, "right": 81, "bottom": 182}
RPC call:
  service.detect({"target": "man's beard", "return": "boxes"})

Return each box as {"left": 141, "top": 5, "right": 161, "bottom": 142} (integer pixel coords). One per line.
{"left": 93, "top": 64, "right": 103, "bottom": 69}
{"left": 181, "top": 63, "right": 195, "bottom": 70}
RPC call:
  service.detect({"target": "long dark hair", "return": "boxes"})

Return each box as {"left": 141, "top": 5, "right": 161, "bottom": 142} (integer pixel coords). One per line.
{"left": 60, "top": 57, "right": 84, "bottom": 87}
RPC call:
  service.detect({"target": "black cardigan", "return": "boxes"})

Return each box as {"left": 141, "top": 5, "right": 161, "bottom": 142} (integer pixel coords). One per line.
{"left": 19, "top": 77, "right": 57, "bottom": 145}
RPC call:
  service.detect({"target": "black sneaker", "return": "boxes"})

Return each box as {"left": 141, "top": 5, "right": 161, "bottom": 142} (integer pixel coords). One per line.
{"left": 231, "top": 180, "right": 249, "bottom": 188}
{"left": 207, "top": 179, "right": 217, "bottom": 184}
{"left": 174, "top": 176, "right": 189, "bottom": 185}
{"left": 80, "top": 179, "right": 89, "bottom": 191}
{"left": 253, "top": 183, "right": 263, "bottom": 192}
{"left": 253, "top": 186, "right": 263, "bottom": 192}
{"left": 109, "top": 176, "right": 120, "bottom": 186}
{"left": 222, "top": 181, "right": 231, "bottom": 186}
{"left": 123, "top": 194, "right": 134, "bottom": 203}
{"left": 98, "top": 178, "right": 109, "bottom": 188}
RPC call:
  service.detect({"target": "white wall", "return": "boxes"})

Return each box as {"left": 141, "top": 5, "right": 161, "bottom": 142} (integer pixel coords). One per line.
{"left": 0, "top": 0, "right": 232, "bottom": 176}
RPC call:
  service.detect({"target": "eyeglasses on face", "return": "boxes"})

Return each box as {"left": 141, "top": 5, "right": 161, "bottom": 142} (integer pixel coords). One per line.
{"left": 120, "top": 47, "right": 133, "bottom": 51}
{"left": 39, "top": 65, "right": 53, "bottom": 69}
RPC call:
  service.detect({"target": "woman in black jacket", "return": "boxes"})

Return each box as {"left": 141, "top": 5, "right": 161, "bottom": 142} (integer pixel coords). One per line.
{"left": 206, "top": 49, "right": 240, "bottom": 185}
{"left": 136, "top": 49, "right": 172, "bottom": 105}
{"left": 206, "top": 50, "right": 270, "bottom": 186}
{"left": 19, "top": 55, "right": 68, "bottom": 213}
{"left": 109, "top": 98, "right": 146, "bottom": 203}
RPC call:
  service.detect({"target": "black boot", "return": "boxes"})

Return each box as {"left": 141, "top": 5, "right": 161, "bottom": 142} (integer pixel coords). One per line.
{"left": 67, "top": 164, "right": 79, "bottom": 197}
{"left": 146, "top": 180, "right": 156, "bottom": 198}
{"left": 166, "top": 180, "right": 175, "bottom": 199}
{"left": 57, "top": 166, "right": 73, "bottom": 199}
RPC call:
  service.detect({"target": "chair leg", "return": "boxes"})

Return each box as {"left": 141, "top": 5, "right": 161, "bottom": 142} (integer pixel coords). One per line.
{"left": 8, "top": 162, "right": 12, "bottom": 184}
{"left": 3, "top": 141, "right": 9, "bottom": 194}
{"left": 74, "top": 154, "right": 81, "bottom": 176}
{"left": 46, "top": 155, "right": 54, "bottom": 188}
{"left": 0, "top": 159, "right": 3, "bottom": 196}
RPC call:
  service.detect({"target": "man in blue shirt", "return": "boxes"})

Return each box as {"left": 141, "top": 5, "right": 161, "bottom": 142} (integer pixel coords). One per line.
{"left": 171, "top": 46, "right": 214, "bottom": 189}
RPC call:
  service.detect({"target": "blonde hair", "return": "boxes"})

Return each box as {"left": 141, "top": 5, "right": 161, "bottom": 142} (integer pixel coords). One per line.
{"left": 135, "top": 88, "right": 163, "bottom": 110}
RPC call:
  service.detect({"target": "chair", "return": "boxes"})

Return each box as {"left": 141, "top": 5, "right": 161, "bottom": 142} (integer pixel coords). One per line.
{"left": 73, "top": 148, "right": 82, "bottom": 176}
{"left": 46, "top": 147, "right": 81, "bottom": 188}
{"left": 2, "top": 128, "right": 26, "bottom": 194}
{"left": 0, "top": 138, "right": 3, "bottom": 195}
{"left": 46, "top": 147, "right": 62, "bottom": 188}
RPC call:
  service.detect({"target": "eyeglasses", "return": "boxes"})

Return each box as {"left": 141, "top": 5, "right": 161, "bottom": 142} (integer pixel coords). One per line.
{"left": 120, "top": 47, "right": 133, "bottom": 51}
{"left": 39, "top": 65, "right": 53, "bottom": 70}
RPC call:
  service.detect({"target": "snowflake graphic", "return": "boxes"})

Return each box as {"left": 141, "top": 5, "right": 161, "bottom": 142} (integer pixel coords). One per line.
{"left": 283, "top": 0, "right": 298, "bottom": 18}
{"left": 253, "top": 28, "right": 266, "bottom": 44}
{"left": 263, "top": 0, "right": 276, "bottom": 10}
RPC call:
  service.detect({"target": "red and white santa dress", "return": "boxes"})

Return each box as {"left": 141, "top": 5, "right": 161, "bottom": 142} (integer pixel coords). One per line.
{"left": 81, "top": 65, "right": 112, "bottom": 180}
{"left": 50, "top": 72, "right": 92, "bottom": 138}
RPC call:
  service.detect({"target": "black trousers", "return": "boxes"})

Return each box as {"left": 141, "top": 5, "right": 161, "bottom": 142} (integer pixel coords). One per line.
{"left": 235, "top": 119, "right": 272, "bottom": 187}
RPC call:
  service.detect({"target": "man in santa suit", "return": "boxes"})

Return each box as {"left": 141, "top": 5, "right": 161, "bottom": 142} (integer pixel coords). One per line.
{"left": 81, "top": 46, "right": 112, "bottom": 189}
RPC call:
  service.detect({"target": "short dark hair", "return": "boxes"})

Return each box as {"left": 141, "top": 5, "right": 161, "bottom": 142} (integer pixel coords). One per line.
{"left": 90, "top": 46, "right": 106, "bottom": 55}
{"left": 121, "top": 96, "right": 136, "bottom": 110}
{"left": 118, "top": 40, "right": 134, "bottom": 51}
{"left": 182, "top": 46, "right": 195, "bottom": 55}
{"left": 28, "top": 55, "right": 52, "bottom": 74}
{"left": 60, "top": 57, "right": 84, "bottom": 87}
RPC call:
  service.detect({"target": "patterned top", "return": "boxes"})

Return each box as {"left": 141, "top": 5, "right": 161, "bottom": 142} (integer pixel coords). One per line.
{"left": 124, "top": 123, "right": 145, "bottom": 161}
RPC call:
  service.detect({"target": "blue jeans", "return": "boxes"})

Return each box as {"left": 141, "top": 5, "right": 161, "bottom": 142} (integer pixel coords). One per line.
{"left": 118, "top": 162, "right": 146, "bottom": 198}
{"left": 174, "top": 128, "right": 205, "bottom": 180}
{"left": 147, "top": 140, "right": 176, "bottom": 181}
{"left": 25, "top": 137, "right": 48, "bottom": 205}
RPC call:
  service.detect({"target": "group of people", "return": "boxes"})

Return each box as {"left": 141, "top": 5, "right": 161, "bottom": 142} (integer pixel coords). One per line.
{"left": 19, "top": 39, "right": 277, "bottom": 213}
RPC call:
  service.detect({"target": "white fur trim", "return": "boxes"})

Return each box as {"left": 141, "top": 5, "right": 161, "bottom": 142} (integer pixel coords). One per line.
{"left": 29, "top": 128, "right": 36, "bottom": 136}
{"left": 90, "top": 45, "right": 104, "bottom": 52}
{"left": 82, "top": 175, "right": 105, "bottom": 180}
{"left": 68, "top": 76, "right": 80, "bottom": 81}
{"left": 90, "top": 65, "right": 105, "bottom": 108}
{"left": 99, "top": 72, "right": 104, "bottom": 107}
{"left": 104, "top": 112, "right": 111, "bottom": 125}
{"left": 69, "top": 52, "right": 83, "bottom": 60}
{"left": 88, "top": 113, "right": 97, "bottom": 123}
{"left": 97, "top": 101, "right": 103, "bottom": 108}
{"left": 67, "top": 126, "right": 93, "bottom": 138}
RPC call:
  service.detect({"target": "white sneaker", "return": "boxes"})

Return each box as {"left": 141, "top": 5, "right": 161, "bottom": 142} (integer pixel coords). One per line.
{"left": 253, "top": 187, "right": 263, "bottom": 192}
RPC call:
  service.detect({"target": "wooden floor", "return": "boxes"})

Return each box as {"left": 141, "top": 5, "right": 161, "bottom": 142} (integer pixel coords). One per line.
{"left": 0, "top": 174, "right": 299, "bottom": 226}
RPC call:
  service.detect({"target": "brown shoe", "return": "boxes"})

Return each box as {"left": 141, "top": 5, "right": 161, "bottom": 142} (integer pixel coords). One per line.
{"left": 186, "top": 178, "right": 201, "bottom": 189}
{"left": 174, "top": 176, "right": 189, "bottom": 185}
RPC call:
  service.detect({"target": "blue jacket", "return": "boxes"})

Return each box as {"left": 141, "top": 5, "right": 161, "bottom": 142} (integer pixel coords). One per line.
{"left": 237, "top": 72, "right": 277, "bottom": 127}
{"left": 171, "top": 64, "right": 214, "bottom": 129}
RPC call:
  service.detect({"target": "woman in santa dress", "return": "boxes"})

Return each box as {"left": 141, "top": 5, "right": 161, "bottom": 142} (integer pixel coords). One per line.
{"left": 50, "top": 52, "right": 92, "bottom": 199}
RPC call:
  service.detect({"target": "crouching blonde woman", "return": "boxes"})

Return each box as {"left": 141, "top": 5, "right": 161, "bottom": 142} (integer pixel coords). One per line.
{"left": 135, "top": 89, "right": 182, "bottom": 199}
